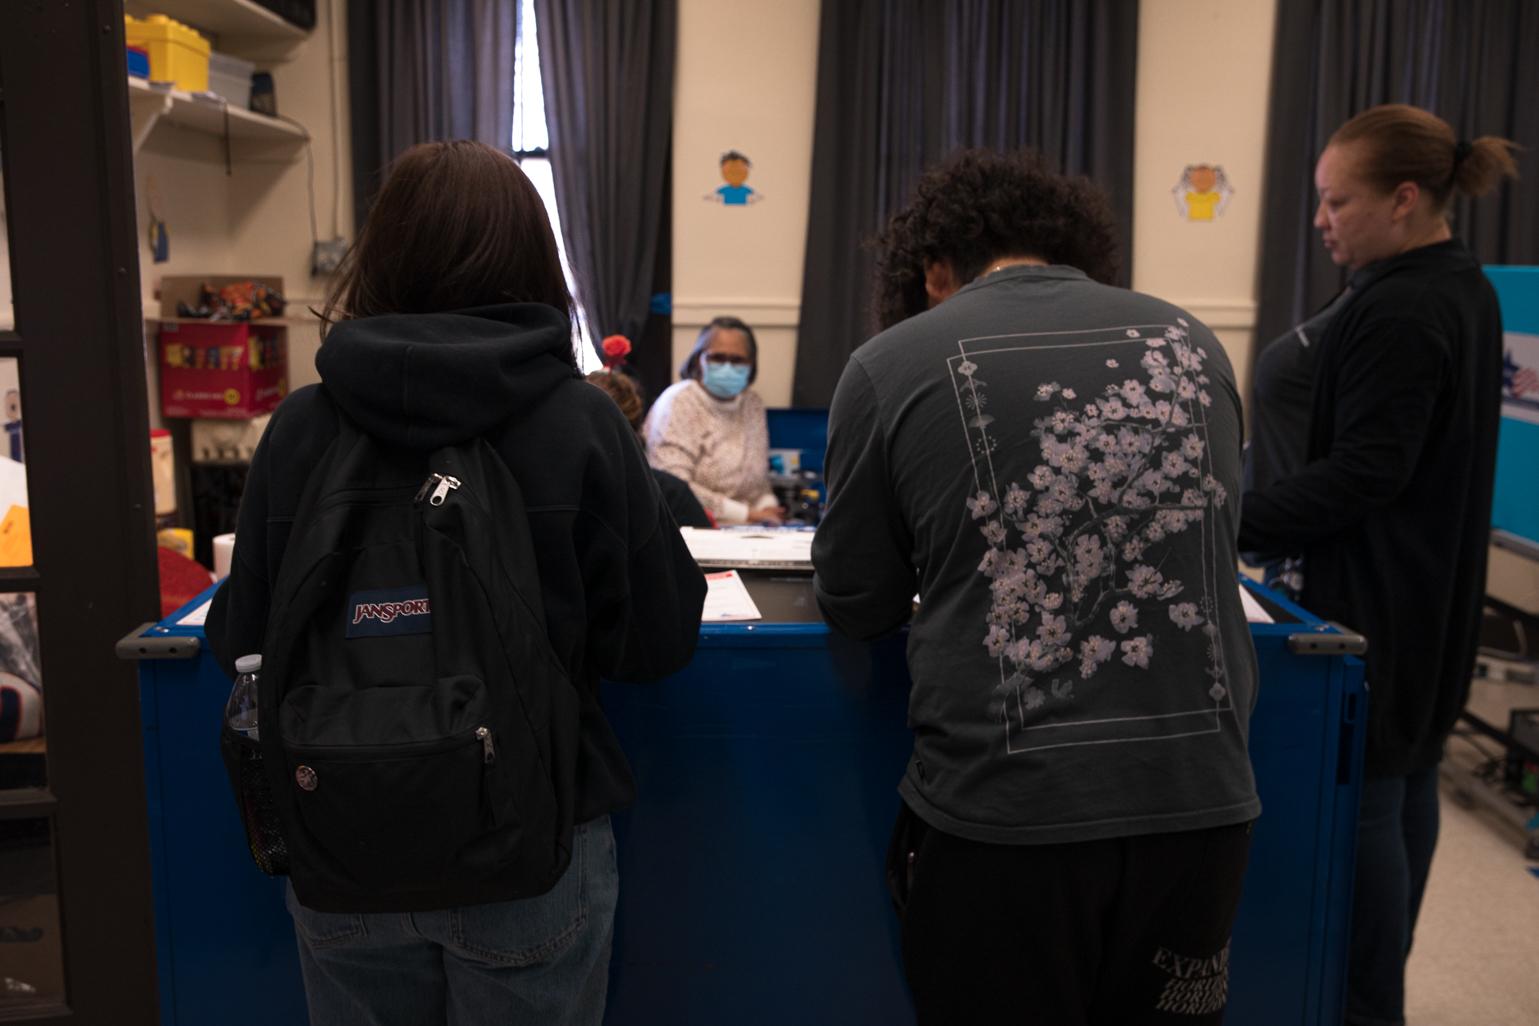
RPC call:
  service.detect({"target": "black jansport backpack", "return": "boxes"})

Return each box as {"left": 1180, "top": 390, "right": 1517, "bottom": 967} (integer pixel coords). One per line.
{"left": 220, "top": 409, "right": 579, "bottom": 913}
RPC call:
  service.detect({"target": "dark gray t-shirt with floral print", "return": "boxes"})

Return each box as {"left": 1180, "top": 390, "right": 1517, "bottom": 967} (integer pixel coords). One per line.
{"left": 813, "top": 264, "right": 1260, "bottom": 844}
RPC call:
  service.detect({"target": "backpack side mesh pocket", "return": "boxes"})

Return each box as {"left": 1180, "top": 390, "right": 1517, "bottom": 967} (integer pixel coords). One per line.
{"left": 220, "top": 725, "right": 290, "bottom": 876}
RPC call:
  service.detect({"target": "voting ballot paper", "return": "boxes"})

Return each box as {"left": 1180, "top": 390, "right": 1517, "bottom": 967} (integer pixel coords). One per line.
{"left": 702, "top": 570, "right": 762, "bottom": 621}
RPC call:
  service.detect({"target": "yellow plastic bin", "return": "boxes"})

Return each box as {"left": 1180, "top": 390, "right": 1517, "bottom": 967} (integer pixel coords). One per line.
{"left": 124, "top": 14, "right": 210, "bottom": 93}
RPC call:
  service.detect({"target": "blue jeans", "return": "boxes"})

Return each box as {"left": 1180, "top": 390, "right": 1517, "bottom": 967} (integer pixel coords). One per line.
{"left": 1345, "top": 766, "right": 1440, "bottom": 1026}
{"left": 287, "top": 816, "right": 618, "bottom": 1026}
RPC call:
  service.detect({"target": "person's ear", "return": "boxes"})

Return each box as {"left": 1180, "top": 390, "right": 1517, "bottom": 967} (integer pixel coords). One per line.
{"left": 1390, "top": 181, "right": 1420, "bottom": 222}
{"left": 925, "top": 261, "right": 959, "bottom": 307}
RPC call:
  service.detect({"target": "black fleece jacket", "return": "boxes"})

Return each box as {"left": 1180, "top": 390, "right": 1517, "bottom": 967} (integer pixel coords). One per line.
{"left": 206, "top": 303, "right": 707, "bottom": 822}
{"left": 1239, "top": 240, "right": 1502, "bottom": 778}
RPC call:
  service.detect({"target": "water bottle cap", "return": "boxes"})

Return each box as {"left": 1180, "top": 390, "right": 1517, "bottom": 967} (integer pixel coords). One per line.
{"left": 234, "top": 654, "right": 262, "bottom": 674}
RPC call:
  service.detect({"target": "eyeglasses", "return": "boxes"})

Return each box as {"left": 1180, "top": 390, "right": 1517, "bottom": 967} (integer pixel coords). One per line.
{"left": 702, "top": 353, "right": 751, "bottom": 367}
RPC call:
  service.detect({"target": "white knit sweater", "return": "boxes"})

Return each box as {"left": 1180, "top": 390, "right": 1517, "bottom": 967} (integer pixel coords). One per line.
{"left": 644, "top": 380, "right": 775, "bottom": 523}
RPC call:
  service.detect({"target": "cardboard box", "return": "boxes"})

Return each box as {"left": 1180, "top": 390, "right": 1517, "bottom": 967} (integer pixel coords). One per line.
{"left": 159, "top": 322, "right": 286, "bottom": 418}
{"left": 157, "top": 276, "right": 288, "bottom": 420}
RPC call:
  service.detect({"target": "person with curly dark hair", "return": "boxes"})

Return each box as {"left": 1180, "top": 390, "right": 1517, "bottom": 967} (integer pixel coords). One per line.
{"left": 872, "top": 149, "right": 1122, "bottom": 330}
{"left": 812, "top": 149, "right": 1259, "bottom": 1024}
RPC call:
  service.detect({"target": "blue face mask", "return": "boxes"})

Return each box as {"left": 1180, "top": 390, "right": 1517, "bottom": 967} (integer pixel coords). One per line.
{"left": 700, "top": 360, "right": 751, "bottom": 399}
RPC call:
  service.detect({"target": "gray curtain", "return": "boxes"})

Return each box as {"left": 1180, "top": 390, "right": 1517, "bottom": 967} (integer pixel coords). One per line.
{"left": 1253, "top": 0, "right": 1539, "bottom": 367}
{"left": 534, "top": 0, "right": 676, "bottom": 355}
{"left": 347, "top": 0, "right": 517, "bottom": 229}
{"left": 792, "top": 0, "right": 1140, "bottom": 407}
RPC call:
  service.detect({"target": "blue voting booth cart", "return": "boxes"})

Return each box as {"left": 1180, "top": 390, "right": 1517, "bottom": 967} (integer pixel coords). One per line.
{"left": 124, "top": 573, "right": 1363, "bottom": 1026}
{"left": 600, "top": 577, "right": 1366, "bottom": 1026}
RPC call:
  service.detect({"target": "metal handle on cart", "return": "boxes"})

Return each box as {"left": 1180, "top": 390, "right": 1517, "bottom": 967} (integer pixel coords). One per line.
{"left": 1286, "top": 623, "right": 1367, "bottom": 657}
{"left": 115, "top": 622, "right": 201, "bottom": 661}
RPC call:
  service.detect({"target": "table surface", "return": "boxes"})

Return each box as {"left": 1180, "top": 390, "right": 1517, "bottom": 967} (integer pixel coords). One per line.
{"left": 725, "top": 568, "right": 1302, "bottom": 627}
{"left": 162, "top": 568, "right": 1306, "bottom": 639}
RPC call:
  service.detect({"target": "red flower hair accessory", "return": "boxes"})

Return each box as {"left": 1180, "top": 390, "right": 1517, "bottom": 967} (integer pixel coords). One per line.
{"left": 601, "top": 335, "right": 632, "bottom": 370}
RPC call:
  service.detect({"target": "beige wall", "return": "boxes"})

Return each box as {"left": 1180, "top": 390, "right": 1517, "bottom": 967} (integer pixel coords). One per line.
{"left": 130, "top": 0, "right": 352, "bottom": 418}
{"left": 0, "top": 164, "right": 12, "bottom": 330}
{"left": 670, "top": 0, "right": 820, "bottom": 407}
{"left": 1131, "top": 0, "right": 1277, "bottom": 396}
{"left": 133, "top": 132, "right": 239, "bottom": 306}
{"left": 669, "top": 0, "right": 1277, "bottom": 407}
{"left": 228, "top": 0, "right": 353, "bottom": 392}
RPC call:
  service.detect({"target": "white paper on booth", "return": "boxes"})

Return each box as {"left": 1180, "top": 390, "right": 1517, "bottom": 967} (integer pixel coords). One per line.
{"left": 1238, "top": 585, "right": 1274, "bottom": 624}
{"left": 678, "top": 527, "right": 814, "bottom": 568}
{"left": 702, "top": 570, "right": 762, "bottom": 621}
{"left": 176, "top": 598, "right": 213, "bottom": 627}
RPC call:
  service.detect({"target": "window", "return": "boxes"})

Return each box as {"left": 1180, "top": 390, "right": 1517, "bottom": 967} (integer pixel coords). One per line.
{"left": 513, "top": 0, "right": 600, "bottom": 372}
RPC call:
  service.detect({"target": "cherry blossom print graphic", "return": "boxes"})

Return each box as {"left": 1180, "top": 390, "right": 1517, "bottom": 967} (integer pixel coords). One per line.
{"left": 950, "top": 320, "right": 1233, "bottom": 754}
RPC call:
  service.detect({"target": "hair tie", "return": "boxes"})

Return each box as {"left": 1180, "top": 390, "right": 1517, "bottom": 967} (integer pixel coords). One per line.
{"left": 1454, "top": 140, "right": 1473, "bottom": 166}
{"left": 601, "top": 334, "right": 632, "bottom": 370}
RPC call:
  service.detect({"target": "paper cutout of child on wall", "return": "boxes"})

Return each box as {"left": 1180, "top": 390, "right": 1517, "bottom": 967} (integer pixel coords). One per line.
{"left": 1172, "top": 164, "right": 1234, "bottom": 221}
{"left": 707, "top": 150, "right": 763, "bottom": 205}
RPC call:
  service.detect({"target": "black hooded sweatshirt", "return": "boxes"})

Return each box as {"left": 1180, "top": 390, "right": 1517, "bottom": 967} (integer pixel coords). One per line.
{"left": 206, "top": 303, "right": 707, "bottom": 823}
{"left": 1239, "top": 240, "right": 1502, "bottom": 778}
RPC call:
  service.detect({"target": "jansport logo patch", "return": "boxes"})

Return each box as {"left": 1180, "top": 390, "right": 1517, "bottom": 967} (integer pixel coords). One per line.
{"left": 353, "top": 598, "right": 429, "bottom": 625}
{"left": 346, "top": 587, "right": 433, "bottom": 638}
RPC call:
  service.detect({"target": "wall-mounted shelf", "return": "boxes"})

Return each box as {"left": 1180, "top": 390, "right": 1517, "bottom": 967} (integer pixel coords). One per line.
{"left": 146, "top": 312, "right": 320, "bottom": 332}
{"left": 124, "top": 0, "right": 309, "bottom": 50}
{"left": 128, "top": 77, "right": 308, "bottom": 151}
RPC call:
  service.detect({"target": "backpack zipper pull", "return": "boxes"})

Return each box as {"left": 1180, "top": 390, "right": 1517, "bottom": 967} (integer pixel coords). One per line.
{"left": 475, "top": 725, "right": 495, "bottom": 764}
{"left": 415, "top": 473, "right": 441, "bottom": 503}
{"left": 429, "top": 475, "right": 461, "bottom": 506}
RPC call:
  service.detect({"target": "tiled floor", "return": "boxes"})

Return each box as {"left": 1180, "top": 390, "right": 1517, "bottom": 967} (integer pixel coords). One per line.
{"left": 1403, "top": 746, "right": 1539, "bottom": 1024}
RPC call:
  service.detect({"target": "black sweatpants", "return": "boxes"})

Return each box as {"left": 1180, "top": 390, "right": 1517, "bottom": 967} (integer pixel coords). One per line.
{"left": 888, "top": 804, "right": 1253, "bottom": 1026}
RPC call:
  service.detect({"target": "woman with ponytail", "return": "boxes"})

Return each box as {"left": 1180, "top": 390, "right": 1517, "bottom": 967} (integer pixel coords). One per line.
{"left": 1240, "top": 104, "right": 1518, "bottom": 1026}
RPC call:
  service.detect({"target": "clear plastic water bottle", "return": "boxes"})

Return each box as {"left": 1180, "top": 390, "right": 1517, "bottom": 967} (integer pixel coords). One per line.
{"left": 225, "top": 653, "right": 261, "bottom": 740}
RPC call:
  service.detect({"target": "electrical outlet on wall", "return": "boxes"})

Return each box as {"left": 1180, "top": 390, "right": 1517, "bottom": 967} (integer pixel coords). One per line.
{"left": 311, "top": 237, "right": 348, "bottom": 275}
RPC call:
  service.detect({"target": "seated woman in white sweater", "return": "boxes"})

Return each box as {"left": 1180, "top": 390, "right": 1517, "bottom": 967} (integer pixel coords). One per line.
{"left": 644, "top": 316, "right": 782, "bottom": 524}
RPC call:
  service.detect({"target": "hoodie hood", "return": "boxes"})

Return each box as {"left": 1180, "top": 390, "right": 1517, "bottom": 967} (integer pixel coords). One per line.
{"left": 316, "top": 303, "right": 578, "bottom": 450}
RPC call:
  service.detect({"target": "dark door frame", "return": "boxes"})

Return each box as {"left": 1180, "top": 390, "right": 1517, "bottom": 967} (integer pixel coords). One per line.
{"left": 0, "top": 1, "right": 161, "bottom": 1023}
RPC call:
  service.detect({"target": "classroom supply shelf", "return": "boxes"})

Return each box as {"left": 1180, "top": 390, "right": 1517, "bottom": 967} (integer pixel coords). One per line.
{"left": 128, "top": 76, "right": 307, "bottom": 151}
{"left": 125, "top": 0, "right": 308, "bottom": 50}
{"left": 146, "top": 312, "right": 320, "bottom": 332}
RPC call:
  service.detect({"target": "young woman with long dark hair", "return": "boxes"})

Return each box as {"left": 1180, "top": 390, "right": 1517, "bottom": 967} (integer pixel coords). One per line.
{"left": 206, "top": 140, "right": 705, "bottom": 1026}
